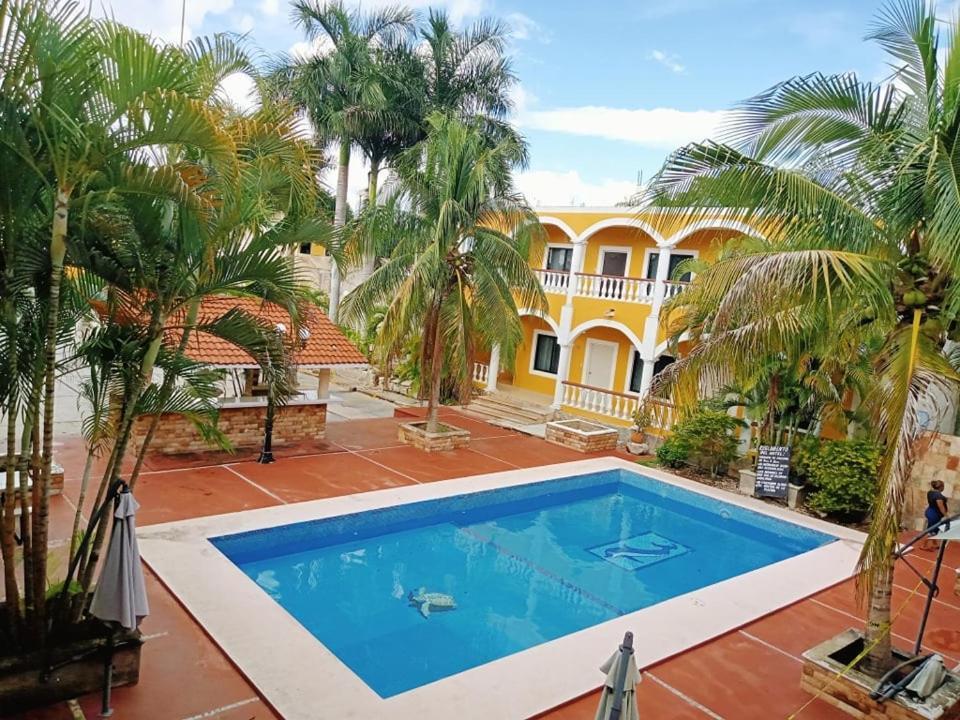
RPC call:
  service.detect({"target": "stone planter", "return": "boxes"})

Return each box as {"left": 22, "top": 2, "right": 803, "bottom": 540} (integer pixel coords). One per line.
{"left": 0, "top": 462, "right": 64, "bottom": 498}
{"left": 738, "top": 468, "right": 757, "bottom": 496}
{"left": 545, "top": 419, "right": 618, "bottom": 454}
{"left": 0, "top": 630, "right": 143, "bottom": 714}
{"left": 801, "top": 629, "right": 960, "bottom": 719}
{"left": 398, "top": 421, "right": 471, "bottom": 452}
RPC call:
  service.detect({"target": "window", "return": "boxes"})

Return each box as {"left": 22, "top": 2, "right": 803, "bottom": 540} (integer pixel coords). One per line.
{"left": 628, "top": 351, "right": 643, "bottom": 393}
{"left": 645, "top": 252, "right": 695, "bottom": 281}
{"left": 299, "top": 243, "right": 312, "bottom": 255}
{"left": 546, "top": 246, "right": 572, "bottom": 272}
{"left": 532, "top": 332, "right": 561, "bottom": 374}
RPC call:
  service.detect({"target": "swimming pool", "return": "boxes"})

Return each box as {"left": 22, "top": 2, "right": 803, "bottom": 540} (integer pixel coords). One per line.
{"left": 139, "top": 458, "right": 863, "bottom": 720}
{"left": 212, "top": 468, "right": 833, "bottom": 697}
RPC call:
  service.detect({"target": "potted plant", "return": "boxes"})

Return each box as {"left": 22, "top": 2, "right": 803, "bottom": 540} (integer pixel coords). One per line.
{"left": 630, "top": 406, "right": 652, "bottom": 443}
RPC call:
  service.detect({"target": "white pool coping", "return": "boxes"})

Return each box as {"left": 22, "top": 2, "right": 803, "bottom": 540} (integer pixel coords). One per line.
{"left": 139, "top": 457, "right": 865, "bottom": 720}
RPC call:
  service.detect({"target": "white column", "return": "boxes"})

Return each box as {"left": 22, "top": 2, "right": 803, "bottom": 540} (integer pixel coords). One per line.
{"left": 651, "top": 245, "right": 673, "bottom": 313}
{"left": 638, "top": 358, "right": 656, "bottom": 398}
{"left": 317, "top": 368, "right": 331, "bottom": 399}
{"left": 564, "top": 239, "right": 587, "bottom": 305}
{"left": 486, "top": 344, "right": 500, "bottom": 392}
{"left": 551, "top": 342, "right": 572, "bottom": 409}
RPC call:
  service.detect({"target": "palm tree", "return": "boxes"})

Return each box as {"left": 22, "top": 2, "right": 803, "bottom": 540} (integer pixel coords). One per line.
{"left": 341, "top": 113, "right": 545, "bottom": 431}
{"left": 644, "top": 0, "right": 960, "bottom": 675}
{"left": 274, "top": 0, "right": 414, "bottom": 322}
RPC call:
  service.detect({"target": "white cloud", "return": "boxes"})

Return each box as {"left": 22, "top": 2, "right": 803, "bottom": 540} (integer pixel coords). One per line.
{"left": 518, "top": 105, "right": 727, "bottom": 148}
{"left": 506, "top": 12, "right": 548, "bottom": 43}
{"left": 218, "top": 72, "right": 258, "bottom": 112}
{"left": 237, "top": 13, "right": 255, "bottom": 33}
{"left": 648, "top": 49, "right": 685, "bottom": 74}
{"left": 92, "top": 0, "right": 234, "bottom": 43}
{"left": 259, "top": 0, "right": 281, "bottom": 16}
{"left": 515, "top": 169, "right": 640, "bottom": 207}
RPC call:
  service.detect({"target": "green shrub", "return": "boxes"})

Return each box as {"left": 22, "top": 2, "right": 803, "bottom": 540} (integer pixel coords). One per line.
{"left": 656, "top": 408, "right": 742, "bottom": 475}
{"left": 656, "top": 437, "right": 690, "bottom": 468}
{"left": 806, "top": 439, "right": 881, "bottom": 519}
{"left": 789, "top": 435, "right": 821, "bottom": 486}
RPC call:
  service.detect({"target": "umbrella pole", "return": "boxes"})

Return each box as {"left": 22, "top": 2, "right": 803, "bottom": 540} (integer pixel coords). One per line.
{"left": 610, "top": 631, "right": 634, "bottom": 720}
{"left": 100, "top": 630, "right": 115, "bottom": 717}
{"left": 914, "top": 540, "right": 947, "bottom": 656}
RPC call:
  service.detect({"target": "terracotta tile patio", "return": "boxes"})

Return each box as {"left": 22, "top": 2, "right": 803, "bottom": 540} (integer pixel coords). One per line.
{"left": 12, "top": 409, "right": 959, "bottom": 720}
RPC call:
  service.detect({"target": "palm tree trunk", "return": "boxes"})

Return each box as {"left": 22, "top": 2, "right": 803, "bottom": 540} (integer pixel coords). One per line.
{"left": 68, "top": 450, "right": 96, "bottom": 563}
{"left": 128, "top": 297, "right": 201, "bottom": 490}
{"left": 2, "top": 376, "right": 21, "bottom": 641}
{"left": 32, "top": 186, "right": 71, "bottom": 637}
{"left": 360, "top": 156, "right": 380, "bottom": 281}
{"left": 328, "top": 139, "right": 351, "bottom": 323}
{"left": 426, "top": 304, "right": 444, "bottom": 434}
{"left": 862, "top": 557, "right": 895, "bottom": 676}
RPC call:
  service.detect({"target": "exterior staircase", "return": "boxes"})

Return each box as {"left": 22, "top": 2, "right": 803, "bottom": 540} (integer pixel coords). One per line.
{"left": 462, "top": 391, "right": 557, "bottom": 432}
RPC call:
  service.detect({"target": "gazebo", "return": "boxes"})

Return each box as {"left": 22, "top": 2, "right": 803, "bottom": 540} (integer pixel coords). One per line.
{"left": 130, "top": 296, "right": 367, "bottom": 455}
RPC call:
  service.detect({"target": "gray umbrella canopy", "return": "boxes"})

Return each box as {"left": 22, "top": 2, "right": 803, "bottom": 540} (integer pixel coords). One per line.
{"left": 595, "top": 647, "right": 641, "bottom": 720}
{"left": 90, "top": 491, "right": 150, "bottom": 630}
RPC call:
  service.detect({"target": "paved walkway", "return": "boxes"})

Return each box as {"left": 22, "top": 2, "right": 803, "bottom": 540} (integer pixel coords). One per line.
{"left": 13, "top": 410, "right": 960, "bottom": 720}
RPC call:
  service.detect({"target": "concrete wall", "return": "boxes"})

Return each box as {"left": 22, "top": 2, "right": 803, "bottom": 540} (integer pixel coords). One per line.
{"left": 906, "top": 432, "right": 960, "bottom": 529}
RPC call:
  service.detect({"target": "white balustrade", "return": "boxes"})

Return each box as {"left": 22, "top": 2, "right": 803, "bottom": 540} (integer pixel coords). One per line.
{"left": 473, "top": 362, "right": 489, "bottom": 384}
{"left": 560, "top": 382, "right": 640, "bottom": 422}
{"left": 574, "top": 274, "right": 655, "bottom": 304}
{"left": 533, "top": 268, "right": 570, "bottom": 294}
{"left": 663, "top": 281, "right": 688, "bottom": 300}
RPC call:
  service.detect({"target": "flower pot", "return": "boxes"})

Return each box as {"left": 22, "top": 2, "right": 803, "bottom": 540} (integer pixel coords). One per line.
{"left": 801, "top": 629, "right": 960, "bottom": 719}
{"left": 787, "top": 482, "right": 806, "bottom": 509}
{"left": 0, "top": 628, "right": 143, "bottom": 714}
{"left": 630, "top": 430, "right": 645, "bottom": 443}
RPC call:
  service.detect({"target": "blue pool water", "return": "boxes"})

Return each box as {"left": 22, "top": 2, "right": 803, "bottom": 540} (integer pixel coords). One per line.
{"left": 212, "top": 469, "right": 834, "bottom": 697}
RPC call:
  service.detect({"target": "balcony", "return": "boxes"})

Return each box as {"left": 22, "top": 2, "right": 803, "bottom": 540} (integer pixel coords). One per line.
{"left": 560, "top": 381, "right": 675, "bottom": 429}
{"left": 532, "top": 268, "right": 688, "bottom": 305}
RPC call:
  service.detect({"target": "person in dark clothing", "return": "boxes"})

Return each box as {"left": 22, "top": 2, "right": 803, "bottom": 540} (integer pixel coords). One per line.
{"left": 922, "top": 480, "right": 949, "bottom": 551}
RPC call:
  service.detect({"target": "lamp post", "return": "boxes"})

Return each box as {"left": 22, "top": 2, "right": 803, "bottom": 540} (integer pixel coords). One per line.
{"left": 257, "top": 323, "right": 286, "bottom": 464}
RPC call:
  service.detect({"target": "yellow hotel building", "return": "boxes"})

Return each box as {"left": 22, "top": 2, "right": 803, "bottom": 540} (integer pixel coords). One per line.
{"left": 474, "top": 207, "right": 759, "bottom": 427}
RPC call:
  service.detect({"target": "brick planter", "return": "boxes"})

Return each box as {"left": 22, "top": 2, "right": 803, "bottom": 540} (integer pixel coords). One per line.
{"left": 0, "top": 630, "right": 142, "bottom": 714}
{"left": 545, "top": 419, "right": 619, "bottom": 453}
{"left": 0, "top": 462, "right": 63, "bottom": 497}
{"left": 801, "top": 629, "right": 960, "bottom": 719}
{"left": 398, "top": 421, "right": 471, "bottom": 452}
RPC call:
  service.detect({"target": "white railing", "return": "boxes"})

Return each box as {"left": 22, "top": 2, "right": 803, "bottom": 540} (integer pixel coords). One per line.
{"left": 473, "top": 362, "right": 489, "bottom": 384}
{"left": 560, "top": 382, "right": 640, "bottom": 421}
{"left": 532, "top": 268, "right": 569, "bottom": 294}
{"left": 574, "top": 273, "right": 655, "bottom": 304}
{"left": 663, "top": 280, "right": 689, "bottom": 300}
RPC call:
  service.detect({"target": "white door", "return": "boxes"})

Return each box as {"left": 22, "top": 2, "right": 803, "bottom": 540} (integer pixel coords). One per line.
{"left": 583, "top": 340, "right": 617, "bottom": 389}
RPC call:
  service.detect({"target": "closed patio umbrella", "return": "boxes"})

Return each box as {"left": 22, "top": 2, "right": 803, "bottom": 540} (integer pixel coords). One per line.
{"left": 596, "top": 632, "right": 641, "bottom": 720}
{"left": 90, "top": 489, "right": 149, "bottom": 629}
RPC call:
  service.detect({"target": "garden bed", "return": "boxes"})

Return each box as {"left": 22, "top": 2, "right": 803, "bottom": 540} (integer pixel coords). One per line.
{"left": 398, "top": 421, "right": 471, "bottom": 452}
{"left": 0, "top": 622, "right": 143, "bottom": 714}
{"left": 545, "top": 419, "right": 619, "bottom": 453}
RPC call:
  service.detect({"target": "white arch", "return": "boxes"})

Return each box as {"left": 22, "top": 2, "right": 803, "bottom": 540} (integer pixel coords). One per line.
{"left": 518, "top": 308, "right": 560, "bottom": 336}
{"left": 537, "top": 216, "right": 577, "bottom": 242}
{"left": 577, "top": 217, "right": 665, "bottom": 246}
{"left": 654, "top": 330, "right": 692, "bottom": 357}
{"left": 568, "top": 318, "right": 644, "bottom": 353}
{"left": 664, "top": 219, "right": 765, "bottom": 248}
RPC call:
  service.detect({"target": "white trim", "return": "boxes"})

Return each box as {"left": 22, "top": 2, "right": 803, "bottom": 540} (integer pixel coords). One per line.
{"left": 664, "top": 219, "right": 764, "bottom": 248}
{"left": 641, "top": 247, "right": 699, "bottom": 281}
{"left": 543, "top": 243, "right": 574, "bottom": 271}
{"left": 595, "top": 245, "right": 633, "bottom": 277}
{"left": 529, "top": 329, "right": 561, "bottom": 378}
{"left": 578, "top": 217, "right": 664, "bottom": 245}
{"left": 581, "top": 338, "right": 619, "bottom": 390}
{"left": 518, "top": 308, "right": 561, "bottom": 336}
{"left": 140, "top": 457, "right": 864, "bottom": 720}
{"left": 537, "top": 215, "right": 578, "bottom": 241}
{"left": 568, "top": 318, "right": 644, "bottom": 355}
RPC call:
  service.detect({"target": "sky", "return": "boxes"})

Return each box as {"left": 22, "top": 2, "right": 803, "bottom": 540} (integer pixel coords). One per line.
{"left": 95, "top": 0, "right": 895, "bottom": 207}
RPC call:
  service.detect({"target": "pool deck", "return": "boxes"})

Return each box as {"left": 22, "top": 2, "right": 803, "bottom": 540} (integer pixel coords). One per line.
{"left": 15, "top": 408, "right": 960, "bottom": 720}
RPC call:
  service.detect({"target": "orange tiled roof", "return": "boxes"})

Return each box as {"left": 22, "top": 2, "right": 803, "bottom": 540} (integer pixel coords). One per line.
{"left": 177, "top": 296, "right": 367, "bottom": 368}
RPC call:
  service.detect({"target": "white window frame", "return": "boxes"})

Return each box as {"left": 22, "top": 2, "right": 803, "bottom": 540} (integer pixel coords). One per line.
{"left": 642, "top": 247, "right": 699, "bottom": 281}
{"left": 580, "top": 338, "right": 619, "bottom": 390}
{"left": 543, "top": 242, "right": 574, "bottom": 271}
{"left": 529, "top": 329, "right": 561, "bottom": 378}
{"left": 596, "top": 246, "right": 633, "bottom": 277}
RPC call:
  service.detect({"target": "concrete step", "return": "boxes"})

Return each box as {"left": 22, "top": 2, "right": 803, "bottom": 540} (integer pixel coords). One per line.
{"left": 464, "top": 394, "right": 554, "bottom": 426}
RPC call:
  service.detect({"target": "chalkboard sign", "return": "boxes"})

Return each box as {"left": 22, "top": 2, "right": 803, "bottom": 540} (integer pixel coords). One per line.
{"left": 755, "top": 445, "right": 791, "bottom": 499}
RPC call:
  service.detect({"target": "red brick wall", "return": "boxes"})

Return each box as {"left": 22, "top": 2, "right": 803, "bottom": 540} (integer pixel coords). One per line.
{"left": 132, "top": 403, "right": 327, "bottom": 455}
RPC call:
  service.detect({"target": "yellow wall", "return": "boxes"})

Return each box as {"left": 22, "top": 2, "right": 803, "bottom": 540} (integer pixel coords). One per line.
{"left": 513, "top": 316, "right": 561, "bottom": 396}
{"left": 567, "top": 326, "right": 639, "bottom": 394}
